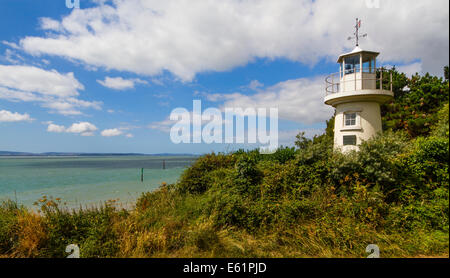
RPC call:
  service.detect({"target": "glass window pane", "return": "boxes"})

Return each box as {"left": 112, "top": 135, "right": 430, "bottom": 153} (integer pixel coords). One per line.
{"left": 344, "top": 55, "right": 360, "bottom": 75}
{"left": 344, "top": 113, "right": 357, "bottom": 126}
{"left": 362, "top": 56, "right": 375, "bottom": 73}
{"left": 343, "top": 135, "right": 357, "bottom": 146}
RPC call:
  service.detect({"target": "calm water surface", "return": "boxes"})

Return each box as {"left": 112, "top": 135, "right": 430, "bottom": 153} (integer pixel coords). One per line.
{"left": 0, "top": 156, "right": 196, "bottom": 209}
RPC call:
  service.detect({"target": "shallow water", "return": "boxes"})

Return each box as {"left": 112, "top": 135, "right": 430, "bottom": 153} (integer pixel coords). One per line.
{"left": 0, "top": 156, "right": 196, "bottom": 209}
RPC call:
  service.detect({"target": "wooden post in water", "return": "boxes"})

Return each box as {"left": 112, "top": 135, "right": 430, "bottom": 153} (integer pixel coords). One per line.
{"left": 141, "top": 168, "right": 144, "bottom": 182}
{"left": 163, "top": 160, "right": 166, "bottom": 170}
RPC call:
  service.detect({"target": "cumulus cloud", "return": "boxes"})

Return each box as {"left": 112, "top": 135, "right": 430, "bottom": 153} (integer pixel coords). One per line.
{"left": 0, "top": 65, "right": 82, "bottom": 97}
{"left": 97, "top": 76, "right": 148, "bottom": 90}
{"left": 0, "top": 65, "right": 101, "bottom": 115}
{"left": 66, "top": 122, "right": 98, "bottom": 136}
{"left": 47, "top": 123, "right": 66, "bottom": 133}
{"left": 207, "top": 76, "right": 334, "bottom": 124}
{"left": 16, "top": 0, "right": 449, "bottom": 81}
{"left": 39, "top": 17, "right": 62, "bottom": 31}
{"left": 47, "top": 121, "right": 98, "bottom": 136}
{"left": 101, "top": 128, "right": 123, "bottom": 137}
{"left": 0, "top": 110, "right": 33, "bottom": 122}
{"left": 150, "top": 75, "right": 333, "bottom": 138}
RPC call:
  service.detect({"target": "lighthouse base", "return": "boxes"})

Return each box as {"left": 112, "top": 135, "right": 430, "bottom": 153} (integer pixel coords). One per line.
{"left": 333, "top": 101, "right": 383, "bottom": 153}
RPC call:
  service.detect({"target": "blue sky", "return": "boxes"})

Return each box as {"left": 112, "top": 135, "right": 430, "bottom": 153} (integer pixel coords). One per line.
{"left": 0, "top": 0, "right": 448, "bottom": 154}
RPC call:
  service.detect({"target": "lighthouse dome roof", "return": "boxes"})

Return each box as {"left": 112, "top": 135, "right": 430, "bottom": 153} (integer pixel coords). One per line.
{"left": 337, "top": 46, "right": 379, "bottom": 63}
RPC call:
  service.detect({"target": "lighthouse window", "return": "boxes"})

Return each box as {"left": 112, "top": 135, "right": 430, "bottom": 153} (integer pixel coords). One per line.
{"left": 344, "top": 112, "right": 357, "bottom": 126}
{"left": 363, "top": 57, "right": 375, "bottom": 73}
{"left": 344, "top": 55, "right": 360, "bottom": 74}
{"left": 343, "top": 135, "right": 357, "bottom": 146}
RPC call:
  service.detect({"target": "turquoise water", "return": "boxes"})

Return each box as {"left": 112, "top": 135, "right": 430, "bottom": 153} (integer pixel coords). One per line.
{"left": 0, "top": 156, "right": 196, "bottom": 209}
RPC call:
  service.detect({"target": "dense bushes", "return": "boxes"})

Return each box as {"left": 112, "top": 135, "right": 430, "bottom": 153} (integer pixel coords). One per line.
{"left": 382, "top": 69, "right": 449, "bottom": 137}
{"left": 38, "top": 198, "right": 122, "bottom": 258}
{"left": 177, "top": 153, "right": 236, "bottom": 194}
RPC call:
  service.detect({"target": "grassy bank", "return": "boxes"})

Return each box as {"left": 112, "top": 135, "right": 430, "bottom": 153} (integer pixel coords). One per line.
{"left": 1, "top": 69, "right": 448, "bottom": 258}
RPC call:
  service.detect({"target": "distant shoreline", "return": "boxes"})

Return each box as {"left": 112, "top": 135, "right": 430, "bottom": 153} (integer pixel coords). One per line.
{"left": 0, "top": 151, "right": 200, "bottom": 157}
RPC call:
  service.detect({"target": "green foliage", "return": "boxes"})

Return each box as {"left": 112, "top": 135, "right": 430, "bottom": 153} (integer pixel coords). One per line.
{"left": 295, "top": 132, "right": 312, "bottom": 150}
{"left": 177, "top": 153, "right": 236, "bottom": 194}
{"left": 266, "top": 146, "right": 296, "bottom": 164}
{"left": 382, "top": 67, "right": 449, "bottom": 137}
{"left": 431, "top": 103, "right": 449, "bottom": 138}
{"left": 0, "top": 200, "right": 22, "bottom": 254}
{"left": 37, "top": 198, "right": 122, "bottom": 258}
{"left": 355, "top": 131, "right": 409, "bottom": 194}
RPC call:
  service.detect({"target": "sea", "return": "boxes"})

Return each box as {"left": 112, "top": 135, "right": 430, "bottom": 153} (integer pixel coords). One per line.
{"left": 0, "top": 156, "right": 197, "bottom": 210}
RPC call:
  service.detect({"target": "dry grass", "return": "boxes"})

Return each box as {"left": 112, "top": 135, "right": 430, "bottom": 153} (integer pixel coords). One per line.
{"left": 12, "top": 211, "right": 47, "bottom": 258}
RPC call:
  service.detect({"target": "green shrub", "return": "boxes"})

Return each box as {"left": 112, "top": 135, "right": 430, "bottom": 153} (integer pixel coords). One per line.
{"left": 431, "top": 103, "right": 449, "bottom": 138}
{"left": 356, "top": 131, "right": 409, "bottom": 197}
{"left": 382, "top": 68, "right": 449, "bottom": 137}
{"left": 177, "top": 153, "right": 236, "bottom": 194}
{"left": 37, "top": 198, "right": 121, "bottom": 258}
{"left": 0, "top": 200, "right": 22, "bottom": 254}
{"left": 266, "top": 146, "right": 296, "bottom": 164}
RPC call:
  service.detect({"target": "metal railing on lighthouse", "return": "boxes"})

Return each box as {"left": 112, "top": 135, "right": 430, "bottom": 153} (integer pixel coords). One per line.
{"left": 325, "top": 67, "right": 393, "bottom": 96}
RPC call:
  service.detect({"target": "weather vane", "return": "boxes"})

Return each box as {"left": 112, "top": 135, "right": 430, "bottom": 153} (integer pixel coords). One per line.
{"left": 348, "top": 18, "right": 367, "bottom": 47}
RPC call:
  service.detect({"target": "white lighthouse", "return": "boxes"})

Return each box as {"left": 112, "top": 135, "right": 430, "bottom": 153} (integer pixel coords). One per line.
{"left": 324, "top": 19, "right": 394, "bottom": 152}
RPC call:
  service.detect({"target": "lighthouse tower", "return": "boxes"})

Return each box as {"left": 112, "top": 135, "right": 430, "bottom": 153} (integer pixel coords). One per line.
{"left": 324, "top": 19, "right": 394, "bottom": 152}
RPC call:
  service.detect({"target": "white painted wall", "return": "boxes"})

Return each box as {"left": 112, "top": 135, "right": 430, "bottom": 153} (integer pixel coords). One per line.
{"left": 333, "top": 101, "right": 382, "bottom": 152}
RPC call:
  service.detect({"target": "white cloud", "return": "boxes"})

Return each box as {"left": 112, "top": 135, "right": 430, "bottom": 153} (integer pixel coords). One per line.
{"left": 247, "top": 80, "right": 264, "bottom": 91}
{"left": 97, "top": 76, "right": 147, "bottom": 90}
{"left": 101, "top": 128, "right": 123, "bottom": 137}
{"left": 150, "top": 74, "right": 333, "bottom": 137}
{"left": 209, "top": 76, "right": 334, "bottom": 124}
{"left": 39, "top": 17, "right": 62, "bottom": 31}
{"left": 16, "top": 0, "right": 449, "bottom": 80}
{"left": 2, "top": 41, "right": 19, "bottom": 50}
{"left": 0, "top": 65, "right": 82, "bottom": 98}
{"left": 397, "top": 62, "right": 423, "bottom": 78}
{"left": 0, "top": 110, "right": 33, "bottom": 122}
{"left": 47, "top": 123, "right": 66, "bottom": 133}
{"left": 125, "top": 133, "right": 134, "bottom": 138}
{"left": 66, "top": 122, "right": 98, "bottom": 136}
{"left": 46, "top": 121, "right": 98, "bottom": 136}
{"left": 0, "top": 65, "right": 101, "bottom": 115}
{"left": 3, "top": 49, "right": 24, "bottom": 64}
